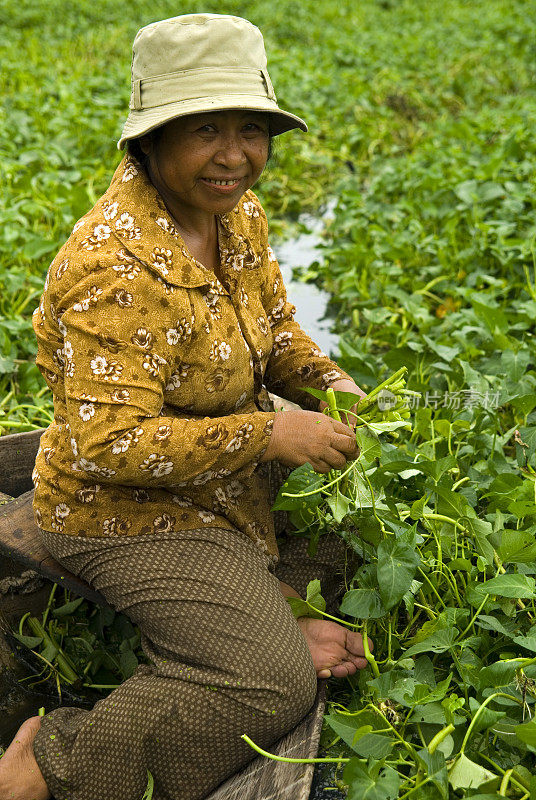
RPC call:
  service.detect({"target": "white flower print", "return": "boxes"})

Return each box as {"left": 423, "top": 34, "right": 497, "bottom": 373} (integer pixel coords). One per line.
{"left": 239, "top": 286, "right": 249, "bottom": 306}
{"left": 267, "top": 246, "right": 278, "bottom": 263}
{"left": 115, "top": 212, "right": 141, "bottom": 240}
{"left": 112, "top": 261, "right": 141, "bottom": 281}
{"left": 153, "top": 513, "right": 176, "bottom": 534}
{"left": 204, "top": 292, "right": 222, "bottom": 318}
{"left": 56, "top": 259, "right": 69, "bottom": 279}
{"left": 122, "top": 161, "right": 138, "bottom": 182}
{"left": 55, "top": 503, "right": 70, "bottom": 519}
{"left": 72, "top": 285, "right": 103, "bottom": 312}
{"left": 165, "top": 363, "right": 190, "bottom": 391}
{"left": 166, "top": 318, "right": 193, "bottom": 345}
{"left": 322, "top": 370, "right": 343, "bottom": 386}
{"left": 79, "top": 401, "right": 95, "bottom": 421}
{"left": 311, "top": 346, "right": 328, "bottom": 358}
{"left": 172, "top": 495, "right": 193, "bottom": 507}
{"left": 72, "top": 218, "right": 86, "bottom": 233}
{"left": 109, "top": 426, "right": 144, "bottom": 454}
{"left": 192, "top": 470, "right": 213, "bottom": 486}
{"left": 113, "top": 288, "right": 133, "bottom": 307}
{"left": 234, "top": 390, "right": 247, "bottom": 410}
{"left": 77, "top": 458, "right": 116, "bottom": 478}
{"left": 90, "top": 355, "right": 123, "bottom": 382}
{"left": 131, "top": 327, "right": 154, "bottom": 350}
{"left": 70, "top": 436, "right": 78, "bottom": 456}
{"left": 151, "top": 247, "right": 173, "bottom": 276}
{"left": 102, "top": 516, "right": 131, "bottom": 535}
{"left": 273, "top": 331, "right": 293, "bottom": 356}
{"left": 102, "top": 201, "right": 118, "bottom": 221}
{"left": 198, "top": 510, "right": 216, "bottom": 523}
{"left": 81, "top": 224, "right": 111, "bottom": 250}
{"left": 75, "top": 485, "right": 101, "bottom": 503}
{"left": 58, "top": 318, "right": 67, "bottom": 338}
{"left": 273, "top": 276, "right": 280, "bottom": 294}
{"left": 242, "top": 200, "right": 260, "bottom": 217}
{"left": 143, "top": 352, "right": 167, "bottom": 378}
{"left": 256, "top": 316, "right": 269, "bottom": 336}
{"left": 225, "top": 422, "right": 254, "bottom": 453}
{"left": 110, "top": 388, "right": 130, "bottom": 403}
{"left": 156, "top": 216, "right": 179, "bottom": 237}
{"left": 139, "top": 453, "right": 174, "bottom": 478}
{"left": 210, "top": 339, "right": 231, "bottom": 362}
{"left": 32, "top": 465, "right": 40, "bottom": 487}
{"left": 268, "top": 297, "right": 286, "bottom": 326}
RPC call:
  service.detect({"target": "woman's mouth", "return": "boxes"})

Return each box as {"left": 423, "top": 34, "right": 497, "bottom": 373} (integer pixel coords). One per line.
{"left": 200, "top": 177, "right": 242, "bottom": 193}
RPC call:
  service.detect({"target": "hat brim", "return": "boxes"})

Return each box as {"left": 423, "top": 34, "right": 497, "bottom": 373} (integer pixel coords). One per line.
{"left": 117, "top": 95, "right": 307, "bottom": 149}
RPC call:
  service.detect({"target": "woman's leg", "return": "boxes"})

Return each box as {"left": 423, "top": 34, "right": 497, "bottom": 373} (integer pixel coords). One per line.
{"left": 28, "top": 527, "right": 317, "bottom": 800}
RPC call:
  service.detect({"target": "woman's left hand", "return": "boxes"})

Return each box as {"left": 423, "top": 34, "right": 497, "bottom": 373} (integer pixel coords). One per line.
{"left": 297, "top": 617, "right": 372, "bottom": 679}
{"left": 318, "top": 379, "right": 367, "bottom": 430}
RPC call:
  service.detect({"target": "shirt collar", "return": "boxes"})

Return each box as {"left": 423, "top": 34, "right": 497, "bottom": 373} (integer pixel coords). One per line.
{"left": 98, "top": 155, "right": 237, "bottom": 290}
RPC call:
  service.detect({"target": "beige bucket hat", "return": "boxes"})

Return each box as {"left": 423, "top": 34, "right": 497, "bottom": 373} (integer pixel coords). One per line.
{"left": 117, "top": 13, "right": 308, "bottom": 150}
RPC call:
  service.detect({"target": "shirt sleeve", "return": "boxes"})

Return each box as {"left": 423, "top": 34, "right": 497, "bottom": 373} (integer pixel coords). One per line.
{"left": 60, "top": 268, "right": 275, "bottom": 489}
{"left": 258, "top": 209, "right": 354, "bottom": 411}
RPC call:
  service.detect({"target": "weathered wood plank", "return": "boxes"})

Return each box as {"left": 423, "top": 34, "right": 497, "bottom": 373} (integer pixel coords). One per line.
{"left": 206, "top": 682, "right": 326, "bottom": 800}
{"left": 0, "top": 490, "right": 110, "bottom": 607}
{"left": 0, "top": 428, "right": 45, "bottom": 498}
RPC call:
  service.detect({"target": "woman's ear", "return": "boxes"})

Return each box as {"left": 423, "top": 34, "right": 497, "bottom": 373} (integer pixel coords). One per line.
{"left": 138, "top": 135, "right": 152, "bottom": 155}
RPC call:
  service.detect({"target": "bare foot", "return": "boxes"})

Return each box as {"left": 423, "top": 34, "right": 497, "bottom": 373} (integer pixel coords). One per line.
{"left": 297, "top": 617, "right": 372, "bottom": 679}
{"left": 0, "top": 716, "right": 51, "bottom": 800}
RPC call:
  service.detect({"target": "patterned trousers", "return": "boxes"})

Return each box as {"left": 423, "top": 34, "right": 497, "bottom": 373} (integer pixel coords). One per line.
{"left": 32, "top": 522, "right": 351, "bottom": 800}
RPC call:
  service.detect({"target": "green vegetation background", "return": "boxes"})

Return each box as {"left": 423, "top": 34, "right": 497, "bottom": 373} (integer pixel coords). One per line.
{"left": 2, "top": 0, "right": 535, "bottom": 429}
{"left": 3, "top": 1, "right": 536, "bottom": 797}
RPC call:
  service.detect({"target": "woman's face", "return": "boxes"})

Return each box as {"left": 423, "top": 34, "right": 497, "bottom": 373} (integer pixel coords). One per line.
{"left": 140, "top": 110, "right": 270, "bottom": 223}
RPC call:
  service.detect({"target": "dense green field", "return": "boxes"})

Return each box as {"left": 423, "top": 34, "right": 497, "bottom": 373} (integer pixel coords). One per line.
{"left": 3, "top": 0, "right": 536, "bottom": 796}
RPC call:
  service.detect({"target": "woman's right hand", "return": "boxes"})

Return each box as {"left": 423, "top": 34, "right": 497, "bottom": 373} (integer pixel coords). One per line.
{"left": 260, "top": 410, "right": 359, "bottom": 473}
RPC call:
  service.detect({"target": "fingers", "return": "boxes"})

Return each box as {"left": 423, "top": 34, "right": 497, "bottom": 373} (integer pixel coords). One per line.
{"left": 345, "top": 630, "right": 373, "bottom": 656}
{"left": 330, "top": 431, "right": 359, "bottom": 458}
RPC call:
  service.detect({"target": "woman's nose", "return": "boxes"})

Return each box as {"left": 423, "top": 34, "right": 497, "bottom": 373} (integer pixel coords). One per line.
{"left": 213, "top": 135, "right": 247, "bottom": 168}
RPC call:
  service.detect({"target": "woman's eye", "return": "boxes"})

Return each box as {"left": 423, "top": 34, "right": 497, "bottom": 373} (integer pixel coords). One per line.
{"left": 243, "top": 123, "right": 265, "bottom": 133}
{"left": 198, "top": 124, "right": 217, "bottom": 133}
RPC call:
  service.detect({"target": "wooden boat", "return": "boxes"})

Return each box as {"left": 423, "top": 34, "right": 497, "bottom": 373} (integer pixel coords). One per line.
{"left": 0, "top": 427, "right": 326, "bottom": 800}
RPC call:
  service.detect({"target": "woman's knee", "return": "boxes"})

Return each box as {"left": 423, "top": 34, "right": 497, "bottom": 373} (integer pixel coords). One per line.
{"left": 252, "top": 631, "right": 318, "bottom": 729}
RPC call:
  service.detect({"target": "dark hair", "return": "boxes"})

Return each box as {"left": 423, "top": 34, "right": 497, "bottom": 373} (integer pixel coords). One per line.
{"left": 126, "top": 120, "right": 275, "bottom": 168}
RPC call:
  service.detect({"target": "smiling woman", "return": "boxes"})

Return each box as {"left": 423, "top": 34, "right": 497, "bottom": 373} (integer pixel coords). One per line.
{"left": 0, "top": 12, "right": 368, "bottom": 800}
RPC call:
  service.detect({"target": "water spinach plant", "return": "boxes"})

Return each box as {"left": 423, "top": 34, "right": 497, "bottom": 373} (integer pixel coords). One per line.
{"left": 250, "top": 375, "right": 536, "bottom": 798}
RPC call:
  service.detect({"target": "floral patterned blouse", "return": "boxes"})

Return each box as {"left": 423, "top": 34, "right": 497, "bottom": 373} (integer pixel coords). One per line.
{"left": 31, "top": 155, "right": 352, "bottom": 562}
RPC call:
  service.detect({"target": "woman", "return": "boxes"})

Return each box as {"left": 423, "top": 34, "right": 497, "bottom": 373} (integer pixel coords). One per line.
{"left": 0, "top": 13, "right": 371, "bottom": 800}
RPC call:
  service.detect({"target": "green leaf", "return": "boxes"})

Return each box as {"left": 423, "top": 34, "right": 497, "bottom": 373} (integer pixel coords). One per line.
{"left": 355, "top": 428, "right": 381, "bottom": 462}
{"left": 327, "top": 492, "right": 350, "bottom": 523}
{"left": 343, "top": 759, "right": 400, "bottom": 800}
{"left": 468, "top": 697, "right": 506, "bottom": 733}
{"left": 271, "top": 463, "right": 325, "bottom": 511}
{"left": 51, "top": 597, "right": 85, "bottom": 617}
{"left": 501, "top": 349, "right": 530, "bottom": 382}
{"left": 12, "top": 632, "right": 43, "bottom": 649}
{"left": 448, "top": 754, "right": 497, "bottom": 790}
{"left": 512, "top": 633, "right": 536, "bottom": 653}
{"left": 376, "top": 537, "right": 420, "bottom": 610}
{"left": 478, "top": 660, "right": 518, "bottom": 690}
{"left": 306, "top": 579, "right": 326, "bottom": 613}
{"left": 340, "top": 588, "right": 386, "bottom": 619}
{"left": 324, "top": 713, "right": 393, "bottom": 759}
{"left": 416, "top": 749, "right": 448, "bottom": 799}
{"left": 404, "top": 629, "right": 458, "bottom": 657}
{"left": 474, "top": 574, "right": 536, "bottom": 599}
{"left": 497, "top": 529, "right": 536, "bottom": 564}
{"left": 119, "top": 649, "right": 138, "bottom": 679}
{"left": 515, "top": 719, "right": 536, "bottom": 747}
{"left": 409, "top": 493, "right": 430, "bottom": 521}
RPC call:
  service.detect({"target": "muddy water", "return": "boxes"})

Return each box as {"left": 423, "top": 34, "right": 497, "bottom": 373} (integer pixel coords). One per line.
{"left": 272, "top": 207, "right": 339, "bottom": 358}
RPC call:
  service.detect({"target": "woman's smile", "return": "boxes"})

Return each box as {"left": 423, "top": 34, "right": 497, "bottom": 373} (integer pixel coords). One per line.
{"left": 140, "top": 110, "right": 269, "bottom": 229}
